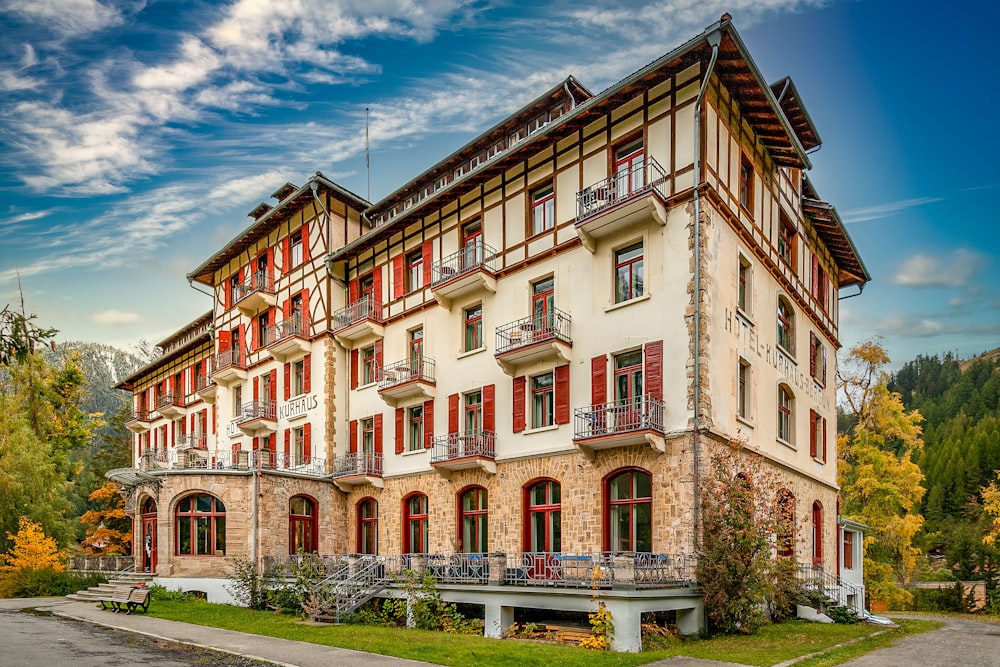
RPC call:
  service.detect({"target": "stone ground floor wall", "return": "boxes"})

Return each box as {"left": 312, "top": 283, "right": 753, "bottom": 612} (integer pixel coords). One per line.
{"left": 134, "top": 434, "right": 839, "bottom": 579}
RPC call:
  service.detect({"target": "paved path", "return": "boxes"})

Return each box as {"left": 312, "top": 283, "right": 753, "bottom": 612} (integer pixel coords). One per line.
{"left": 839, "top": 614, "right": 1000, "bottom": 667}
{"left": 1, "top": 597, "right": 433, "bottom": 667}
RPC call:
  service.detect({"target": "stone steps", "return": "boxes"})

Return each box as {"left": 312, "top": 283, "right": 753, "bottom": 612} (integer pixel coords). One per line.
{"left": 66, "top": 573, "right": 154, "bottom": 602}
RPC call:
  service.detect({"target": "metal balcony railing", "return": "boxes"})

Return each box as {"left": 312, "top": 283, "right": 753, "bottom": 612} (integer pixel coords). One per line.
{"left": 576, "top": 156, "right": 668, "bottom": 222}
{"left": 175, "top": 433, "right": 207, "bottom": 450}
{"left": 265, "top": 315, "right": 309, "bottom": 344}
{"left": 573, "top": 394, "right": 665, "bottom": 439}
{"left": 237, "top": 400, "right": 277, "bottom": 423}
{"left": 127, "top": 410, "right": 151, "bottom": 423}
{"left": 431, "top": 241, "right": 499, "bottom": 285}
{"left": 232, "top": 270, "right": 274, "bottom": 303}
{"left": 331, "top": 452, "right": 383, "bottom": 478}
{"left": 195, "top": 373, "right": 215, "bottom": 391}
{"left": 430, "top": 430, "right": 495, "bottom": 464}
{"left": 332, "top": 294, "right": 383, "bottom": 330}
{"left": 377, "top": 356, "right": 435, "bottom": 390}
{"left": 495, "top": 308, "right": 571, "bottom": 355}
{"left": 155, "top": 391, "right": 186, "bottom": 411}
{"left": 214, "top": 348, "right": 245, "bottom": 371}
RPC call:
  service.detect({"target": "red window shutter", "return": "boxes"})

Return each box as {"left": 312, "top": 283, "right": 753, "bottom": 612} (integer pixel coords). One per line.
{"left": 211, "top": 405, "right": 216, "bottom": 431}
{"left": 218, "top": 329, "right": 230, "bottom": 352}
{"left": 269, "top": 433, "right": 276, "bottom": 454}
{"left": 283, "top": 298, "right": 291, "bottom": 320}
{"left": 393, "top": 255, "right": 404, "bottom": 299}
{"left": 351, "top": 349, "right": 359, "bottom": 389}
{"left": 270, "top": 369, "right": 277, "bottom": 396}
{"left": 349, "top": 278, "right": 359, "bottom": 303}
{"left": 372, "top": 267, "right": 382, "bottom": 306}
{"left": 303, "top": 353, "right": 311, "bottom": 392}
{"left": 304, "top": 423, "right": 311, "bottom": 459}
{"left": 809, "top": 409, "right": 818, "bottom": 458}
{"left": 252, "top": 436, "right": 259, "bottom": 451}
{"left": 821, "top": 345, "right": 828, "bottom": 385}
{"left": 809, "top": 332, "right": 817, "bottom": 378}
{"left": 284, "top": 428, "right": 291, "bottom": 459}
{"left": 424, "top": 399, "right": 434, "bottom": 448}
{"left": 374, "top": 413, "right": 383, "bottom": 455}
{"left": 483, "top": 384, "right": 495, "bottom": 432}
{"left": 512, "top": 375, "right": 526, "bottom": 433}
{"left": 238, "top": 324, "right": 246, "bottom": 363}
{"left": 422, "top": 241, "right": 433, "bottom": 285}
{"left": 284, "top": 362, "right": 291, "bottom": 400}
{"left": 253, "top": 375, "right": 259, "bottom": 401}
{"left": 301, "top": 288, "right": 309, "bottom": 327}
{"left": 301, "top": 223, "right": 310, "bottom": 262}
{"left": 281, "top": 236, "right": 290, "bottom": 275}
{"left": 395, "top": 407, "right": 404, "bottom": 454}
{"left": 374, "top": 339, "right": 383, "bottom": 369}
{"left": 644, "top": 341, "right": 663, "bottom": 401}
{"left": 267, "top": 248, "right": 274, "bottom": 283}
{"left": 349, "top": 419, "right": 358, "bottom": 454}
{"left": 812, "top": 255, "right": 819, "bottom": 298}
{"left": 591, "top": 355, "right": 607, "bottom": 404}
{"left": 269, "top": 306, "right": 276, "bottom": 329}
{"left": 821, "top": 417, "right": 828, "bottom": 463}
{"left": 190, "top": 413, "right": 195, "bottom": 432}
{"left": 448, "top": 393, "right": 459, "bottom": 434}
{"left": 554, "top": 364, "right": 570, "bottom": 424}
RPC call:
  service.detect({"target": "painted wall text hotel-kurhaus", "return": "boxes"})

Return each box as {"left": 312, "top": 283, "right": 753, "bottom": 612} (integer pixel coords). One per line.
{"left": 112, "top": 16, "right": 869, "bottom": 651}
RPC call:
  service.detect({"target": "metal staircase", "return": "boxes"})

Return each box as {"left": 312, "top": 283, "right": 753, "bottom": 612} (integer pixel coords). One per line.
{"left": 306, "top": 556, "right": 388, "bottom": 622}
{"left": 796, "top": 563, "right": 865, "bottom": 614}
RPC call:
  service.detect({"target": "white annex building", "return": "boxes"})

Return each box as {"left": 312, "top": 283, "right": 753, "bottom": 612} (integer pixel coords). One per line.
{"left": 109, "top": 16, "right": 869, "bottom": 651}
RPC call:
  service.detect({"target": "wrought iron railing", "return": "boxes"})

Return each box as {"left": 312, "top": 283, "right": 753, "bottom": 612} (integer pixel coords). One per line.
{"left": 377, "top": 356, "right": 435, "bottom": 390}
{"left": 573, "top": 394, "right": 665, "bottom": 439}
{"left": 175, "top": 433, "right": 207, "bottom": 450}
{"left": 431, "top": 242, "right": 499, "bottom": 286}
{"left": 265, "top": 315, "right": 309, "bottom": 344}
{"left": 576, "top": 156, "right": 668, "bottom": 222}
{"left": 127, "top": 410, "right": 151, "bottom": 423}
{"left": 332, "top": 294, "right": 383, "bottom": 330}
{"left": 495, "top": 308, "right": 571, "bottom": 355}
{"left": 233, "top": 270, "right": 274, "bottom": 303}
{"left": 255, "top": 451, "right": 326, "bottom": 476}
{"left": 796, "top": 563, "right": 865, "bottom": 614}
{"left": 156, "top": 391, "right": 186, "bottom": 411}
{"left": 237, "top": 400, "right": 277, "bottom": 423}
{"left": 331, "top": 452, "right": 383, "bottom": 478}
{"left": 195, "top": 373, "right": 215, "bottom": 391}
{"left": 430, "top": 431, "right": 495, "bottom": 464}
{"left": 214, "top": 348, "right": 245, "bottom": 372}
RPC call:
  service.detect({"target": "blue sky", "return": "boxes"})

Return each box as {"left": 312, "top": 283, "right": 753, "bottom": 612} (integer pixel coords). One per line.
{"left": 1, "top": 0, "right": 997, "bottom": 368}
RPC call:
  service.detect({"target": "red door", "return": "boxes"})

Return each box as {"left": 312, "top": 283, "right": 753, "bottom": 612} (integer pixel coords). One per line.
{"left": 140, "top": 500, "right": 157, "bottom": 573}
{"left": 525, "top": 480, "right": 561, "bottom": 579}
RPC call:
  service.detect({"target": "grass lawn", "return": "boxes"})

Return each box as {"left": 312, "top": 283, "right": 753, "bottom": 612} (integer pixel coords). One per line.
{"left": 148, "top": 599, "right": 940, "bottom": 666}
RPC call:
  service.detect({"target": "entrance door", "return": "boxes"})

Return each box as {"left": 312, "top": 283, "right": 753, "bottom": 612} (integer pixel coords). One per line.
{"left": 614, "top": 350, "right": 643, "bottom": 430}
{"left": 140, "top": 498, "right": 157, "bottom": 573}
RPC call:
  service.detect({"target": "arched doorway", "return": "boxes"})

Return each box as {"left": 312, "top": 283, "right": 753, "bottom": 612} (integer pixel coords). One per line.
{"left": 140, "top": 497, "right": 157, "bottom": 573}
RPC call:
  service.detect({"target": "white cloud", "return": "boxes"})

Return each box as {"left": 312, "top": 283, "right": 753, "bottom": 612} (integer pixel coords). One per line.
{"left": 91, "top": 308, "right": 142, "bottom": 325}
{"left": 1, "top": 0, "right": 123, "bottom": 37}
{"left": 892, "top": 249, "right": 986, "bottom": 289}
{"left": 841, "top": 197, "right": 943, "bottom": 224}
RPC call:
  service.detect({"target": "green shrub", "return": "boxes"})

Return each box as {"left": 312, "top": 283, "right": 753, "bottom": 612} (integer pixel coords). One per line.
{"left": 825, "top": 605, "right": 860, "bottom": 624}
{"left": 0, "top": 568, "right": 106, "bottom": 598}
{"left": 148, "top": 584, "right": 193, "bottom": 602}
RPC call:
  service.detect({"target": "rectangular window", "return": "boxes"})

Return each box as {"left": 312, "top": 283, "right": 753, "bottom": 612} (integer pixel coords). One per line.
{"left": 778, "top": 387, "right": 792, "bottom": 444}
{"left": 289, "top": 229, "right": 303, "bottom": 267}
{"left": 465, "top": 391, "right": 483, "bottom": 433}
{"left": 257, "top": 312, "right": 269, "bottom": 348}
{"left": 229, "top": 275, "right": 240, "bottom": 307}
{"left": 407, "top": 250, "right": 423, "bottom": 292}
{"left": 531, "top": 277, "right": 554, "bottom": 330}
{"left": 233, "top": 385, "right": 242, "bottom": 416}
{"left": 260, "top": 372, "right": 272, "bottom": 403}
{"left": 409, "top": 328, "right": 423, "bottom": 368}
{"left": 361, "top": 345, "right": 376, "bottom": 385}
{"left": 738, "top": 255, "right": 751, "bottom": 313}
{"left": 361, "top": 417, "right": 375, "bottom": 455}
{"left": 739, "top": 154, "right": 753, "bottom": 210}
{"left": 407, "top": 406, "right": 424, "bottom": 452}
{"left": 778, "top": 213, "right": 796, "bottom": 268}
{"left": 292, "top": 426, "right": 305, "bottom": 465}
{"left": 531, "top": 373, "right": 554, "bottom": 428}
{"left": 738, "top": 359, "right": 750, "bottom": 420}
{"left": 812, "top": 256, "right": 829, "bottom": 313}
{"left": 614, "top": 241, "right": 644, "bottom": 303}
{"left": 844, "top": 531, "right": 854, "bottom": 570}
{"left": 531, "top": 184, "right": 555, "bottom": 235}
{"left": 292, "top": 359, "right": 305, "bottom": 396}
{"left": 810, "top": 410, "right": 827, "bottom": 462}
{"left": 464, "top": 304, "right": 483, "bottom": 351}
{"left": 615, "top": 139, "right": 645, "bottom": 197}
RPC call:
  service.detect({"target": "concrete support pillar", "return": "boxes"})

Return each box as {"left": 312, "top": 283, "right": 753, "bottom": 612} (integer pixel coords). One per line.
{"left": 676, "top": 601, "right": 705, "bottom": 636}
{"left": 484, "top": 603, "right": 514, "bottom": 639}
{"left": 604, "top": 599, "right": 642, "bottom": 653}
{"left": 488, "top": 552, "right": 506, "bottom": 586}
{"left": 613, "top": 552, "right": 636, "bottom": 586}
{"left": 410, "top": 554, "right": 427, "bottom": 576}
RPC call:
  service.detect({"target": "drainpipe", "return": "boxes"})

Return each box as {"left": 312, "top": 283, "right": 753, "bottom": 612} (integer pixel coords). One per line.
{"left": 252, "top": 464, "right": 259, "bottom": 569}
{"left": 563, "top": 81, "right": 576, "bottom": 110}
{"left": 692, "top": 27, "right": 722, "bottom": 547}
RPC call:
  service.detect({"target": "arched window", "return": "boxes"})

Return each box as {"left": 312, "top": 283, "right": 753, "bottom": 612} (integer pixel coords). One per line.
{"left": 524, "top": 479, "right": 561, "bottom": 552}
{"left": 458, "top": 487, "right": 488, "bottom": 553}
{"left": 357, "top": 498, "right": 378, "bottom": 555}
{"left": 175, "top": 494, "right": 225, "bottom": 556}
{"left": 777, "top": 489, "right": 795, "bottom": 558}
{"left": 606, "top": 468, "right": 652, "bottom": 553}
{"left": 777, "top": 297, "right": 795, "bottom": 353}
{"left": 778, "top": 384, "right": 794, "bottom": 444}
{"left": 289, "top": 495, "right": 317, "bottom": 555}
{"left": 812, "top": 500, "right": 823, "bottom": 564}
{"left": 403, "top": 493, "right": 429, "bottom": 554}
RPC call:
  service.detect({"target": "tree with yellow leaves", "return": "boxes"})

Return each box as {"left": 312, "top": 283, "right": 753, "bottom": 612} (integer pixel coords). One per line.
{"left": 80, "top": 482, "right": 131, "bottom": 556}
{"left": 0, "top": 516, "right": 65, "bottom": 573}
{"left": 838, "top": 340, "right": 926, "bottom": 608}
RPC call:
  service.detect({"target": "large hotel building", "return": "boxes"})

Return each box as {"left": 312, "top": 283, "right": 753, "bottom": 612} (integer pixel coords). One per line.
{"left": 112, "top": 16, "right": 869, "bottom": 650}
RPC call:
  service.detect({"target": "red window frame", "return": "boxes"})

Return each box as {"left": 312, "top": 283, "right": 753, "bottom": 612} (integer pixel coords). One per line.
{"left": 739, "top": 154, "right": 753, "bottom": 210}
{"left": 357, "top": 498, "right": 378, "bottom": 555}
{"left": 408, "top": 405, "right": 424, "bottom": 452}
{"left": 738, "top": 255, "right": 750, "bottom": 312}
{"left": 777, "top": 299, "right": 794, "bottom": 353}
{"left": 458, "top": 486, "right": 488, "bottom": 553}
{"left": 530, "top": 372, "right": 554, "bottom": 429}
{"left": 288, "top": 495, "right": 317, "bottom": 555}
{"left": 524, "top": 479, "right": 561, "bottom": 553}
{"left": 531, "top": 183, "right": 554, "bottom": 235}
{"left": 465, "top": 390, "right": 483, "bottom": 433}
{"left": 403, "top": 493, "right": 429, "bottom": 554}
{"left": 464, "top": 304, "right": 482, "bottom": 351}
{"left": 778, "top": 386, "right": 793, "bottom": 443}
{"left": 778, "top": 215, "right": 796, "bottom": 267}
{"left": 843, "top": 530, "right": 854, "bottom": 569}
{"left": 288, "top": 229, "right": 303, "bottom": 268}
{"left": 531, "top": 277, "right": 554, "bottom": 329}
{"left": 604, "top": 468, "right": 652, "bottom": 553}
{"left": 614, "top": 241, "right": 644, "bottom": 303}
{"left": 175, "top": 494, "right": 225, "bottom": 556}
{"left": 361, "top": 345, "right": 376, "bottom": 385}
{"left": 406, "top": 250, "right": 423, "bottom": 292}
{"left": 361, "top": 417, "right": 375, "bottom": 455}
{"left": 738, "top": 360, "right": 750, "bottom": 419}
{"left": 614, "top": 139, "right": 645, "bottom": 196}
{"left": 812, "top": 501, "right": 823, "bottom": 565}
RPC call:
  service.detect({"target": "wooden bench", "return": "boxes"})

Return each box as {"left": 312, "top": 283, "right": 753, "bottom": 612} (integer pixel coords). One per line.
{"left": 98, "top": 587, "right": 151, "bottom": 614}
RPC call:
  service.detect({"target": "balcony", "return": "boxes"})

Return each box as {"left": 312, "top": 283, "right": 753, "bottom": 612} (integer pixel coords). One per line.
{"left": 236, "top": 400, "right": 277, "bottom": 436}
{"left": 155, "top": 391, "right": 187, "bottom": 419}
{"left": 233, "top": 270, "right": 276, "bottom": 315}
{"left": 175, "top": 433, "right": 207, "bottom": 450}
{"left": 575, "top": 157, "right": 668, "bottom": 253}
{"left": 212, "top": 348, "right": 247, "bottom": 386}
{"left": 195, "top": 373, "right": 217, "bottom": 404}
{"left": 430, "top": 242, "right": 499, "bottom": 309}
{"left": 572, "top": 394, "right": 666, "bottom": 461}
{"left": 264, "top": 316, "right": 311, "bottom": 361}
{"left": 331, "top": 453, "right": 383, "bottom": 491}
{"left": 377, "top": 356, "right": 435, "bottom": 406}
{"left": 494, "top": 309, "right": 572, "bottom": 376}
{"left": 430, "top": 431, "right": 496, "bottom": 478}
{"left": 125, "top": 410, "right": 153, "bottom": 434}
{"left": 332, "top": 294, "right": 384, "bottom": 348}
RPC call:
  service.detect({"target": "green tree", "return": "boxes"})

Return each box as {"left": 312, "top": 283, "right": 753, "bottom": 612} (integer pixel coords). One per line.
{"left": 838, "top": 341, "right": 926, "bottom": 608}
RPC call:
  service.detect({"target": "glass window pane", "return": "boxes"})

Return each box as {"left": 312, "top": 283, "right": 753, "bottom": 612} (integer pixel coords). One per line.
{"left": 550, "top": 482, "right": 560, "bottom": 504}
{"left": 634, "top": 471, "right": 652, "bottom": 498}
{"left": 610, "top": 473, "right": 631, "bottom": 500}
{"left": 550, "top": 510, "right": 561, "bottom": 552}
{"left": 196, "top": 496, "right": 211, "bottom": 513}
{"left": 215, "top": 516, "right": 226, "bottom": 554}
{"left": 635, "top": 503, "right": 652, "bottom": 552}
{"left": 178, "top": 517, "right": 191, "bottom": 554}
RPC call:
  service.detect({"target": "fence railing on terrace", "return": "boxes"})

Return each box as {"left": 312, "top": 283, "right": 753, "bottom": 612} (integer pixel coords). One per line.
{"left": 265, "top": 315, "right": 309, "bottom": 343}
{"left": 575, "top": 156, "right": 668, "bottom": 222}
{"left": 430, "top": 431, "right": 495, "bottom": 464}
{"left": 377, "top": 356, "right": 435, "bottom": 390}
{"left": 431, "top": 242, "right": 499, "bottom": 285}
{"left": 232, "top": 270, "right": 274, "bottom": 302}
{"left": 238, "top": 400, "right": 277, "bottom": 422}
{"left": 495, "top": 309, "right": 571, "bottom": 355}
{"left": 573, "top": 394, "right": 665, "bottom": 439}
{"left": 332, "top": 294, "right": 383, "bottom": 330}
{"left": 331, "top": 453, "right": 383, "bottom": 478}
